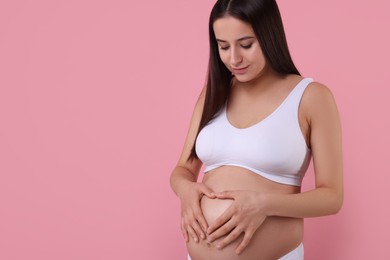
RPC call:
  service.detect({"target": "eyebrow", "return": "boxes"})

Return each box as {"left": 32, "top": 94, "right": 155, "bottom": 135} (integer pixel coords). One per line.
{"left": 216, "top": 36, "right": 255, "bottom": 43}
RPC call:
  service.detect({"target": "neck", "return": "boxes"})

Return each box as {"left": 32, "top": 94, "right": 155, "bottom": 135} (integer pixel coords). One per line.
{"left": 234, "top": 66, "right": 283, "bottom": 93}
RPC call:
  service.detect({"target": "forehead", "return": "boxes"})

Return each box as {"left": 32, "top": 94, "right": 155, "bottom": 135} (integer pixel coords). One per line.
{"left": 213, "top": 16, "right": 255, "bottom": 41}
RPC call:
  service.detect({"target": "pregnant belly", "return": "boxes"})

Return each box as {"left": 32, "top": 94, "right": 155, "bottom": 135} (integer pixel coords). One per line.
{"left": 187, "top": 166, "right": 303, "bottom": 260}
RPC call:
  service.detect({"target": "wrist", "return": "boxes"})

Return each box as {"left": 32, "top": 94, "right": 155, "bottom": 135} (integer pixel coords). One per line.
{"left": 261, "top": 193, "right": 275, "bottom": 217}
{"left": 176, "top": 180, "right": 197, "bottom": 200}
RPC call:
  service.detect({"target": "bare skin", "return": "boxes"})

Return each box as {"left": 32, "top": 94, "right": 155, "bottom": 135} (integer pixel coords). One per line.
{"left": 170, "top": 15, "right": 343, "bottom": 260}
{"left": 187, "top": 167, "right": 304, "bottom": 260}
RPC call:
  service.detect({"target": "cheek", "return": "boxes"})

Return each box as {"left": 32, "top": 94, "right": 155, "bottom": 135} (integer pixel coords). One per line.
{"left": 247, "top": 48, "right": 263, "bottom": 62}
{"left": 248, "top": 53, "right": 266, "bottom": 70}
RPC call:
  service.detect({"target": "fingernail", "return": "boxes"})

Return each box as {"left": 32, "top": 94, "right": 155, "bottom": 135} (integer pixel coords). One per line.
{"left": 200, "top": 234, "right": 205, "bottom": 239}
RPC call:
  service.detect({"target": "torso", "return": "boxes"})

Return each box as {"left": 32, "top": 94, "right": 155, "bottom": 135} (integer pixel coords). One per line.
{"left": 227, "top": 74, "right": 310, "bottom": 146}
{"left": 187, "top": 74, "right": 312, "bottom": 259}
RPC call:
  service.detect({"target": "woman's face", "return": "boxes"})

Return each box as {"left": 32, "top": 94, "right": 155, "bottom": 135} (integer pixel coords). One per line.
{"left": 213, "top": 16, "right": 267, "bottom": 83}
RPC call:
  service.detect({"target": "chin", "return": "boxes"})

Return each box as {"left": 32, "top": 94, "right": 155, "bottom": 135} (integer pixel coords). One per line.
{"left": 233, "top": 74, "right": 254, "bottom": 82}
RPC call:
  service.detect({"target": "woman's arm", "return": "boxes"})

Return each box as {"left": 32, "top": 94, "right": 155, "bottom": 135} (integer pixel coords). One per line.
{"left": 206, "top": 82, "right": 344, "bottom": 254}
{"left": 170, "top": 87, "right": 216, "bottom": 243}
{"left": 266, "top": 82, "right": 343, "bottom": 216}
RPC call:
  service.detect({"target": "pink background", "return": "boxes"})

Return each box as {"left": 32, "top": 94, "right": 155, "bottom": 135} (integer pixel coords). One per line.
{"left": 0, "top": 0, "right": 389, "bottom": 259}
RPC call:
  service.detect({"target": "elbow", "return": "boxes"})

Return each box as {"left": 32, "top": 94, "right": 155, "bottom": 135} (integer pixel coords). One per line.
{"left": 317, "top": 184, "right": 343, "bottom": 215}
{"left": 318, "top": 186, "right": 344, "bottom": 215}
{"left": 331, "top": 199, "right": 343, "bottom": 215}
{"left": 329, "top": 191, "right": 344, "bottom": 215}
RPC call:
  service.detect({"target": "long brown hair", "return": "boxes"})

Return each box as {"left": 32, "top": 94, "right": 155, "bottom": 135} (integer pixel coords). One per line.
{"left": 188, "top": 0, "right": 300, "bottom": 161}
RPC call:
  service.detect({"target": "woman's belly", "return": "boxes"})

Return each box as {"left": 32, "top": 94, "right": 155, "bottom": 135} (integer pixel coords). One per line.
{"left": 187, "top": 166, "right": 303, "bottom": 260}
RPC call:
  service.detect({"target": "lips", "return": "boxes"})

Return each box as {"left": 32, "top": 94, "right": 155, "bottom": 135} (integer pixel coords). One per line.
{"left": 231, "top": 65, "right": 249, "bottom": 74}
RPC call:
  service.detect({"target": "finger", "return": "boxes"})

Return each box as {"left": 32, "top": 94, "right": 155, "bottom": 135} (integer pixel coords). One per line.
{"left": 199, "top": 185, "right": 216, "bottom": 199}
{"left": 207, "top": 206, "right": 234, "bottom": 234}
{"left": 235, "top": 230, "right": 255, "bottom": 255}
{"left": 214, "top": 190, "right": 236, "bottom": 199}
{"left": 187, "top": 224, "right": 200, "bottom": 243}
{"left": 195, "top": 211, "right": 209, "bottom": 236}
{"left": 207, "top": 218, "right": 235, "bottom": 243}
{"left": 191, "top": 219, "right": 206, "bottom": 240}
{"left": 216, "top": 226, "right": 243, "bottom": 250}
{"left": 193, "top": 201, "right": 209, "bottom": 232}
{"left": 181, "top": 219, "right": 188, "bottom": 242}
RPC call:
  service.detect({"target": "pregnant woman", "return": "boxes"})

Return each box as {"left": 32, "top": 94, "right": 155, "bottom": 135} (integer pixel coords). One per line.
{"left": 170, "top": 0, "right": 343, "bottom": 259}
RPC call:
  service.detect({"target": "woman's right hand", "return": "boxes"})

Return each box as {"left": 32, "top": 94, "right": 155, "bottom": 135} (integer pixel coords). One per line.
{"left": 179, "top": 182, "right": 216, "bottom": 243}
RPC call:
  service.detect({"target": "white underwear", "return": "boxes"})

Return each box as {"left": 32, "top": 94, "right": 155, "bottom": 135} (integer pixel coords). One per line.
{"left": 279, "top": 243, "right": 304, "bottom": 260}
{"left": 187, "top": 242, "right": 304, "bottom": 260}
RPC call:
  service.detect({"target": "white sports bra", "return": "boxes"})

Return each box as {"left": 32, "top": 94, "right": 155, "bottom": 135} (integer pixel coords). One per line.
{"left": 195, "top": 78, "right": 313, "bottom": 186}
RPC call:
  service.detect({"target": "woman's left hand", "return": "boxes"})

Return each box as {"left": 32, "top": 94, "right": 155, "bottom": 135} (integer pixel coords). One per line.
{"left": 206, "top": 190, "right": 268, "bottom": 255}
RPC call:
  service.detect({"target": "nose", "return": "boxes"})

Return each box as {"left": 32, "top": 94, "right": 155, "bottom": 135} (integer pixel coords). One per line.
{"left": 230, "top": 47, "right": 242, "bottom": 67}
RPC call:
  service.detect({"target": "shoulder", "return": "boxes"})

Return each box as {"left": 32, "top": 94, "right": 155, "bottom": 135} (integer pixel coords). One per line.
{"left": 302, "top": 80, "right": 337, "bottom": 110}
{"left": 304, "top": 81, "right": 335, "bottom": 102}
{"left": 301, "top": 80, "right": 340, "bottom": 123}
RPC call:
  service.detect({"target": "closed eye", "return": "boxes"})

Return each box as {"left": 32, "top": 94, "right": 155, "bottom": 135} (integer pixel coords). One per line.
{"left": 241, "top": 44, "right": 252, "bottom": 49}
{"left": 219, "top": 44, "right": 253, "bottom": 51}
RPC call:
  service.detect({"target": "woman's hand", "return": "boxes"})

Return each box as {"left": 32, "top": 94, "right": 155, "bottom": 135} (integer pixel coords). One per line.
{"left": 180, "top": 182, "right": 216, "bottom": 243}
{"left": 206, "top": 190, "right": 268, "bottom": 255}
